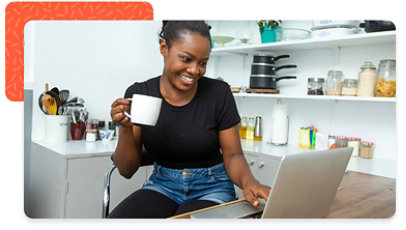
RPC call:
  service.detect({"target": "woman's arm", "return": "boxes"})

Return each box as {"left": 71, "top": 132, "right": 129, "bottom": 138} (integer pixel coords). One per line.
{"left": 110, "top": 98, "right": 143, "bottom": 179}
{"left": 220, "top": 125, "right": 271, "bottom": 206}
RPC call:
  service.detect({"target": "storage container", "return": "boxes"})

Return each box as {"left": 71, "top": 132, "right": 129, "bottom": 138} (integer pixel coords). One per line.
{"left": 376, "top": 59, "right": 396, "bottom": 97}
{"left": 326, "top": 70, "right": 343, "bottom": 95}
{"left": 341, "top": 79, "right": 358, "bottom": 96}
{"left": 307, "top": 78, "right": 325, "bottom": 95}
{"left": 357, "top": 62, "right": 377, "bottom": 97}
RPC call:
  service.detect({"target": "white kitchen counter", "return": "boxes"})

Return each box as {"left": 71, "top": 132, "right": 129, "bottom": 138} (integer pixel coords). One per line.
{"left": 32, "top": 138, "right": 396, "bottom": 178}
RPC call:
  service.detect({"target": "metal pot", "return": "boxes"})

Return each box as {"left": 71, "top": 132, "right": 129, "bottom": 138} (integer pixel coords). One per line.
{"left": 250, "top": 75, "right": 296, "bottom": 89}
{"left": 251, "top": 64, "right": 297, "bottom": 75}
{"left": 253, "top": 55, "right": 290, "bottom": 64}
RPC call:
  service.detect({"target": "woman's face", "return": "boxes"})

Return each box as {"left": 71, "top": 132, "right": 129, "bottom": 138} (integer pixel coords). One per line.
{"left": 160, "top": 32, "right": 211, "bottom": 92}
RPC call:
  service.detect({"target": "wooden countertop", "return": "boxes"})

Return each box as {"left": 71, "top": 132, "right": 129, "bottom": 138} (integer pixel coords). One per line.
{"left": 171, "top": 171, "right": 395, "bottom": 219}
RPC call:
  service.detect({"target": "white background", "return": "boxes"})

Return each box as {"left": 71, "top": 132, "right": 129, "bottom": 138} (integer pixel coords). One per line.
{"left": 0, "top": 0, "right": 405, "bottom": 229}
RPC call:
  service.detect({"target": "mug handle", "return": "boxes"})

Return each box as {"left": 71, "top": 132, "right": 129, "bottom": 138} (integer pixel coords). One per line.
{"left": 123, "top": 97, "right": 132, "bottom": 119}
{"left": 123, "top": 111, "right": 131, "bottom": 119}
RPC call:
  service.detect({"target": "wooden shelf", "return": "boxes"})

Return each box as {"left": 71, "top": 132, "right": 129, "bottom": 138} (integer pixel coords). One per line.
{"left": 233, "top": 93, "right": 396, "bottom": 103}
{"left": 211, "top": 31, "right": 396, "bottom": 56}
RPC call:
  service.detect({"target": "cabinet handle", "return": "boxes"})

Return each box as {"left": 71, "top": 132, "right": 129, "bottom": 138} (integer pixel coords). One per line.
{"left": 249, "top": 159, "right": 255, "bottom": 166}
{"left": 258, "top": 162, "right": 265, "bottom": 168}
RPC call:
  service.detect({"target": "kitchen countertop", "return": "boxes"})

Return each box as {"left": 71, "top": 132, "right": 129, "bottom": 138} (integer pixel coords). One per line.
{"left": 32, "top": 138, "right": 396, "bottom": 178}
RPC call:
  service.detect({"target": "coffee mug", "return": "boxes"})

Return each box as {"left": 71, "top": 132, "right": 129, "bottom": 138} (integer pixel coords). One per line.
{"left": 124, "top": 94, "right": 162, "bottom": 126}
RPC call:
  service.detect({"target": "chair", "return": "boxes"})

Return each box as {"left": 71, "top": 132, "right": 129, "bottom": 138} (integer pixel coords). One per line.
{"left": 102, "top": 150, "right": 154, "bottom": 218}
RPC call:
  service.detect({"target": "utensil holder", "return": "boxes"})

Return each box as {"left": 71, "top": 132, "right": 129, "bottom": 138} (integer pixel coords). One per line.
{"left": 45, "top": 115, "right": 69, "bottom": 143}
{"left": 70, "top": 122, "right": 86, "bottom": 140}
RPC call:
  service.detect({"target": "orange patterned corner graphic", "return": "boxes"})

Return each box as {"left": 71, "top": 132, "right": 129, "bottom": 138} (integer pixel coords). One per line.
{"left": 5, "top": 1, "right": 153, "bottom": 101}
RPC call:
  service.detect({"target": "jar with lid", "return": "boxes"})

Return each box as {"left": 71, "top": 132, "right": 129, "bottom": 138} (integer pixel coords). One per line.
{"left": 307, "top": 78, "right": 325, "bottom": 95}
{"left": 357, "top": 61, "right": 377, "bottom": 97}
{"left": 359, "top": 141, "right": 374, "bottom": 159}
{"left": 347, "top": 137, "right": 361, "bottom": 156}
{"left": 341, "top": 79, "right": 358, "bottom": 96}
{"left": 335, "top": 136, "right": 348, "bottom": 148}
{"left": 326, "top": 70, "right": 343, "bottom": 96}
{"left": 376, "top": 59, "right": 396, "bottom": 97}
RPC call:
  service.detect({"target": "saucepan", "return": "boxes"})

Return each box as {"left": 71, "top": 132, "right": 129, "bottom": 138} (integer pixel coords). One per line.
{"left": 253, "top": 55, "right": 290, "bottom": 64}
{"left": 251, "top": 64, "right": 297, "bottom": 76}
{"left": 250, "top": 75, "right": 296, "bottom": 89}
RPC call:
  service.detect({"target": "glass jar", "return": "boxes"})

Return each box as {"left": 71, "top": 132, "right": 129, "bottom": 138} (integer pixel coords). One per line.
{"left": 341, "top": 79, "right": 358, "bottom": 96}
{"left": 335, "top": 136, "right": 348, "bottom": 148}
{"left": 376, "top": 59, "right": 396, "bottom": 97}
{"left": 359, "top": 141, "right": 374, "bottom": 159}
{"left": 239, "top": 116, "right": 247, "bottom": 139}
{"left": 326, "top": 70, "right": 343, "bottom": 96}
{"left": 357, "top": 61, "right": 377, "bottom": 97}
{"left": 307, "top": 78, "right": 325, "bottom": 95}
{"left": 347, "top": 137, "right": 361, "bottom": 157}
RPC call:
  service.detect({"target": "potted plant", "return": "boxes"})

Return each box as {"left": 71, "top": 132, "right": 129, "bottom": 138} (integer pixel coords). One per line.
{"left": 257, "top": 20, "right": 282, "bottom": 43}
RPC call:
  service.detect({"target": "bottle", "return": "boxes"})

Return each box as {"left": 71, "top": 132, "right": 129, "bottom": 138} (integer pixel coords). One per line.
{"left": 254, "top": 116, "right": 262, "bottom": 141}
{"left": 376, "top": 59, "right": 396, "bottom": 97}
{"left": 239, "top": 117, "right": 247, "bottom": 139}
{"left": 246, "top": 117, "right": 255, "bottom": 140}
{"left": 357, "top": 61, "right": 377, "bottom": 97}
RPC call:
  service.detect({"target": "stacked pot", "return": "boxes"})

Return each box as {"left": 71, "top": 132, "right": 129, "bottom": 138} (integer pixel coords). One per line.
{"left": 249, "top": 55, "right": 297, "bottom": 89}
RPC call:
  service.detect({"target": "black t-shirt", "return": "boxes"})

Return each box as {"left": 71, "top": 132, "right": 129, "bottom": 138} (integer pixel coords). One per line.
{"left": 124, "top": 76, "right": 240, "bottom": 169}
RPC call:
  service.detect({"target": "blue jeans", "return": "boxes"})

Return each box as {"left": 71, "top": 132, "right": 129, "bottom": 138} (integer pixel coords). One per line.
{"left": 142, "top": 162, "right": 236, "bottom": 205}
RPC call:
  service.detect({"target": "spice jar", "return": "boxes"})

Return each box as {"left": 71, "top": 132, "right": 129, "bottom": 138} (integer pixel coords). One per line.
{"left": 335, "top": 136, "right": 348, "bottom": 148}
{"left": 359, "top": 141, "right": 374, "bottom": 159}
{"left": 347, "top": 137, "right": 361, "bottom": 157}
{"left": 308, "top": 78, "right": 325, "bottom": 95}
{"left": 85, "top": 129, "right": 97, "bottom": 142}
{"left": 376, "top": 59, "right": 396, "bottom": 97}
{"left": 328, "top": 135, "right": 336, "bottom": 149}
{"left": 341, "top": 79, "right": 358, "bottom": 96}
{"left": 357, "top": 61, "right": 377, "bottom": 97}
{"left": 326, "top": 70, "right": 343, "bottom": 96}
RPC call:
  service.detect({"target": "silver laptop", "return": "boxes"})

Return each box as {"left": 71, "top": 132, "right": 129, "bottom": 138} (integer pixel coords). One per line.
{"left": 190, "top": 147, "right": 352, "bottom": 218}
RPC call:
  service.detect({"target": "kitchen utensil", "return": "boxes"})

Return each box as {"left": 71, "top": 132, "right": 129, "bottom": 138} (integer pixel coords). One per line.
{"left": 251, "top": 64, "right": 297, "bottom": 75}
{"left": 211, "top": 36, "right": 235, "bottom": 47}
{"left": 50, "top": 87, "right": 59, "bottom": 96}
{"left": 66, "top": 97, "right": 85, "bottom": 105}
{"left": 38, "top": 90, "right": 61, "bottom": 115}
{"left": 271, "top": 99, "right": 289, "bottom": 145}
{"left": 274, "top": 28, "right": 311, "bottom": 41}
{"left": 311, "top": 25, "right": 360, "bottom": 38}
{"left": 59, "top": 89, "right": 70, "bottom": 105}
{"left": 249, "top": 75, "right": 296, "bottom": 89}
{"left": 253, "top": 55, "right": 290, "bottom": 64}
{"left": 359, "top": 20, "right": 395, "bottom": 33}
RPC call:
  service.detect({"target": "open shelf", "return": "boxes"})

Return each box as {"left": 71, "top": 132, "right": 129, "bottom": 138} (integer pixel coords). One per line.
{"left": 233, "top": 93, "right": 396, "bottom": 103}
{"left": 211, "top": 31, "right": 396, "bottom": 56}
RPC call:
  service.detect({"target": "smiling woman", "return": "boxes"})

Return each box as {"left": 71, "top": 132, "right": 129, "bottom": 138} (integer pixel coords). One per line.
{"left": 108, "top": 21, "right": 271, "bottom": 218}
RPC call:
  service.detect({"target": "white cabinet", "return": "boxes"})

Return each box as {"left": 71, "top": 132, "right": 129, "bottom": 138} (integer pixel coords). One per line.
{"left": 235, "top": 151, "right": 281, "bottom": 199}
{"left": 207, "top": 22, "right": 396, "bottom": 161}
{"left": 27, "top": 141, "right": 151, "bottom": 218}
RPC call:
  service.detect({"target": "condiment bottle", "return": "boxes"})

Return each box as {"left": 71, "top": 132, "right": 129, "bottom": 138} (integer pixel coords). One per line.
{"left": 246, "top": 117, "right": 255, "bottom": 140}
{"left": 376, "top": 59, "right": 396, "bottom": 97}
{"left": 239, "top": 117, "right": 247, "bottom": 139}
{"left": 359, "top": 141, "right": 374, "bottom": 159}
{"left": 326, "top": 70, "right": 343, "bottom": 96}
{"left": 254, "top": 116, "right": 262, "bottom": 141}
{"left": 357, "top": 61, "right": 377, "bottom": 97}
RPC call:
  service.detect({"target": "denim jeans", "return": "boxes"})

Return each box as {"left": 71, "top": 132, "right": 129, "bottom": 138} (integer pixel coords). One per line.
{"left": 142, "top": 162, "right": 236, "bottom": 205}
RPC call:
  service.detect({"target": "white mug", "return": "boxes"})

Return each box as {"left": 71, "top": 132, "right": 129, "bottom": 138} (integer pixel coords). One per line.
{"left": 124, "top": 94, "right": 162, "bottom": 126}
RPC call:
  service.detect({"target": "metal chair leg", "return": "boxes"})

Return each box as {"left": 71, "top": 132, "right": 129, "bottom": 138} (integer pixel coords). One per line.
{"left": 102, "top": 163, "right": 116, "bottom": 218}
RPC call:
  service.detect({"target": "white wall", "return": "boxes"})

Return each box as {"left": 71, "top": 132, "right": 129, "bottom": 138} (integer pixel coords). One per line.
{"left": 24, "top": 21, "right": 164, "bottom": 140}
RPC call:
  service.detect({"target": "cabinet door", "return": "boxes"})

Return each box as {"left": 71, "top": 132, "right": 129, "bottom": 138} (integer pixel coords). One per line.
{"left": 64, "top": 156, "right": 148, "bottom": 218}
{"left": 234, "top": 152, "right": 281, "bottom": 199}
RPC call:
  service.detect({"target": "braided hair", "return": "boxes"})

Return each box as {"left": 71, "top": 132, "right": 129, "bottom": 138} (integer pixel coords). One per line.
{"left": 159, "top": 20, "right": 212, "bottom": 49}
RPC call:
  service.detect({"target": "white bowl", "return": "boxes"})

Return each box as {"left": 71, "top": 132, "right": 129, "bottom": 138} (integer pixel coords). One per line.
{"left": 312, "top": 20, "right": 361, "bottom": 28}
{"left": 311, "top": 25, "right": 360, "bottom": 38}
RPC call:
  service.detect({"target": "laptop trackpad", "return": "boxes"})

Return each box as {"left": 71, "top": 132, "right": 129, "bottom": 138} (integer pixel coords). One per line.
{"left": 190, "top": 201, "right": 265, "bottom": 219}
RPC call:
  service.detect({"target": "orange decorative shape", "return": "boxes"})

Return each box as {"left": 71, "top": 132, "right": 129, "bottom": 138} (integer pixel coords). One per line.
{"left": 5, "top": 1, "right": 153, "bottom": 101}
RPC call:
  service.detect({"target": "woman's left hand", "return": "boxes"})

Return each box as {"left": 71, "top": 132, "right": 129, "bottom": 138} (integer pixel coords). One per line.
{"left": 242, "top": 180, "right": 271, "bottom": 207}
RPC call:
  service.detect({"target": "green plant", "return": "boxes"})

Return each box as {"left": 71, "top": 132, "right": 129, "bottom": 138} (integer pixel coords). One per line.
{"left": 257, "top": 20, "right": 282, "bottom": 33}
